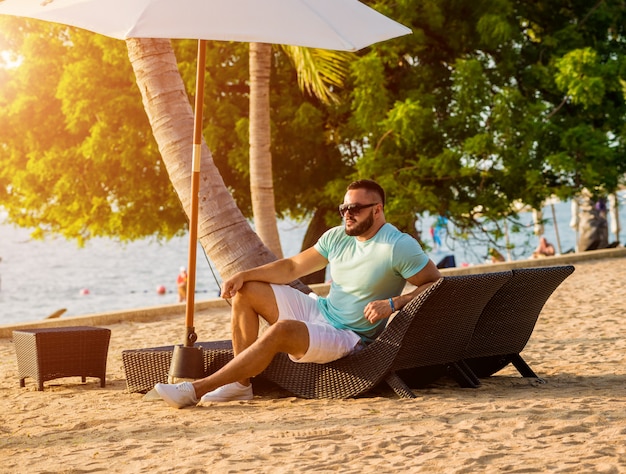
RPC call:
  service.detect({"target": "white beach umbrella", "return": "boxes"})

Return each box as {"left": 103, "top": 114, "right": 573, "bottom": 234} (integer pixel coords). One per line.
{"left": 0, "top": 0, "right": 411, "bottom": 376}
{"left": 569, "top": 197, "right": 580, "bottom": 230}
{"left": 0, "top": 0, "right": 411, "bottom": 50}
{"left": 570, "top": 197, "right": 580, "bottom": 252}
{"left": 533, "top": 209, "right": 544, "bottom": 236}
{"left": 608, "top": 193, "right": 620, "bottom": 242}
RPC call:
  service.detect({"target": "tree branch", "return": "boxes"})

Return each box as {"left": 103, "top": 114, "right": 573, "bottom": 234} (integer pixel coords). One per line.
{"left": 545, "top": 95, "right": 569, "bottom": 121}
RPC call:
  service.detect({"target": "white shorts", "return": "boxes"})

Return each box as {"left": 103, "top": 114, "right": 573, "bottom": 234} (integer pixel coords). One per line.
{"left": 270, "top": 284, "right": 361, "bottom": 364}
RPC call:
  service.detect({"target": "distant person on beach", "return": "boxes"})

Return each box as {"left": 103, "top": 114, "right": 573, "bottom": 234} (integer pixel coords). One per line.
{"left": 176, "top": 267, "right": 188, "bottom": 302}
{"left": 155, "top": 179, "right": 442, "bottom": 408}
{"left": 430, "top": 215, "right": 448, "bottom": 249}
{"left": 533, "top": 236, "right": 555, "bottom": 258}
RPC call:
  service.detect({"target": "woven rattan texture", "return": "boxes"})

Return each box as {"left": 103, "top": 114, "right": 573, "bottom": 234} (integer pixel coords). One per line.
{"left": 122, "top": 340, "right": 234, "bottom": 393}
{"left": 390, "top": 271, "right": 511, "bottom": 372}
{"left": 13, "top": 326, "right": 111, "bottom": 391}
{"left": 464, "top": 265, "right": 575, "bottom": 377}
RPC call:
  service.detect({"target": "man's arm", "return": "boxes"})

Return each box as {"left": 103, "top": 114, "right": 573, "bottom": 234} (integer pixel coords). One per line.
{"left": 221, "top": 246, "right": 328, "bottom": 298}
{"left": 363, "top": 260, "right": 442, "bottom": 323}
{"left": 391, "top": 259, "right": 442, "bottom": 311}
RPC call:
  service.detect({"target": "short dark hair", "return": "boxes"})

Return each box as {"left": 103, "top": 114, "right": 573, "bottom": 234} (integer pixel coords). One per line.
{"left": 347, "top": 179, "right": 385, "bottom": 207}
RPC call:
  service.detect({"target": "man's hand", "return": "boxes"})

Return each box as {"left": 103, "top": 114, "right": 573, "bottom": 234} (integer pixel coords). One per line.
{"left": 221, "top": 273, "right": 245, "bottom": 299}
{"left": 363, "top": 299, "right": 395, "bottom": 323}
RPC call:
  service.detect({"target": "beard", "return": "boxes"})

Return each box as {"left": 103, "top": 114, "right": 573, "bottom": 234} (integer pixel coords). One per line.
{"left": 344, "top": 209, "right": 374, "bottom": 236}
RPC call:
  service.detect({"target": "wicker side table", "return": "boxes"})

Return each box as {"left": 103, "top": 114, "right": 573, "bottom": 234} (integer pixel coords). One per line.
{"left": 13, "top": 326, "right": 111, "bottom": 391}
{"left": 122, "top": 340, "right": 234, "bottom": 393}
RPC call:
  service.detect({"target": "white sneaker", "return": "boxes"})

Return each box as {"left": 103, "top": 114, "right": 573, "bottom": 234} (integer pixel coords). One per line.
{"left": 154, "top": 382, "right": 198, "bottom": 408}
{"left": 199, "top": 382, "right": 253, "bottom": 403}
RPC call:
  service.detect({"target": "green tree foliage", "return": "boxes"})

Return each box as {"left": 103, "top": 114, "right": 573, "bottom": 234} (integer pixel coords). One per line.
{"left": 174, "top": 40, "right": 352, "bottom": 224}
{"left": 0, "top": 20, "right": 184, "bottom": 244}
{"left": 0, "top": 20, "right": 349, "bottom": 244}
{"left": 339, "top": 0, "right": 626, "bottom": 240}
{"left": 3, "top": 1, "right": 625, "bottom": 251}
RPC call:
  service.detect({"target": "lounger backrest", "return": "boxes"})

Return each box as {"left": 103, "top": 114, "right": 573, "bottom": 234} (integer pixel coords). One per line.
{"left": 464, "top": 265, "right": 575, "bottom": 359}
{"left": 391, "top": 271, "right": 512, "bottom": 371}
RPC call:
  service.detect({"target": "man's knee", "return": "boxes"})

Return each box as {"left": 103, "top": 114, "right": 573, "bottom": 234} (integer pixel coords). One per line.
{"left": 232, "top": 281, "right": 279, "bottom": 323}
{"left": 259, "top": 320, "right": 309, "bottom": 356}
{"left": 264, "top": 319, "right": 296, "bottom": 337}
{"left": 232, "top": 281, "right": 269, "bottom": 304}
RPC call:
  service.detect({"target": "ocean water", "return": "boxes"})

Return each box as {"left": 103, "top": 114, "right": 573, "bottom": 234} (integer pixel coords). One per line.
{"left": 0, "top": 218, "right": 308, "bottom": 325}
{"left": 1, "top": 192, "right": 623, "bottom": 326}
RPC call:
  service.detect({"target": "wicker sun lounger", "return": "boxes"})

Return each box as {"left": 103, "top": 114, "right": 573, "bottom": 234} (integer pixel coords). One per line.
{"left": 122, "top": 265, "right": 574, "bottom": 398}
{"left": 261, "top": 271, "right": 512, "bottom": 398}
{"left": 463, "top": 265, "right": 575, "bottom": 381}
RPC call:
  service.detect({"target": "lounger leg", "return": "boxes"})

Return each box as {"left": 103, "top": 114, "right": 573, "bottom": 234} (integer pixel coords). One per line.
{"left": 511, "top": 355, "right": 546, "bottom": 383}
{"left": 384, "top": 372, "right": 417, "bottom": 399}
{"left": 447, "top": 362, "right": 480, "bottom": 388}
{"left": 459, "top": 360, "right": 481, "bottom": 386}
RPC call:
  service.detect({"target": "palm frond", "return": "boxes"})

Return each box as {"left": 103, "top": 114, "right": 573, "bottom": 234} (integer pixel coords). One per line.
{"left": 281, "top": 45, "right": 354, "bottom": 105}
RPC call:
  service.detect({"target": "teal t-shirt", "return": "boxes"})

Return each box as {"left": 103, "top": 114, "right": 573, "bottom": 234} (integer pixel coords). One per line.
{"left": 313, "top": 223, "right": 429, "bottom": 341}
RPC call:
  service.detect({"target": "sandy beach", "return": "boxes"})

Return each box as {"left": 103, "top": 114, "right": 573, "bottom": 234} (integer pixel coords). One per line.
{"left": 1, "top": 256, "right": 625, "bottom": 473}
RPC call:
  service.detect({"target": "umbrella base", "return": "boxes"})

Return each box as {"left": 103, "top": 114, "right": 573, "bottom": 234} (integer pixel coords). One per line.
{"left": 168, "top": 344, "right": 204, "bottom": 381}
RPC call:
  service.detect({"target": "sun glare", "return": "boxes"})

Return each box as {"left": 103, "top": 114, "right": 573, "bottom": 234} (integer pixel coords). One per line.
{"left": 1, "top": 50, "right": 21, "bottom": 68}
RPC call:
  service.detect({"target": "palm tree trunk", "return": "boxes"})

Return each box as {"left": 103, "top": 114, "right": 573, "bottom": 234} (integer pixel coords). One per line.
{"left": 125, "top": 38, "right": 310, "bottom": 293}
{"left": 249, "top": 42, "right": 283, "bottom": 258}
{"left": 125, "top": 38, "right": 274, "bottom": 278}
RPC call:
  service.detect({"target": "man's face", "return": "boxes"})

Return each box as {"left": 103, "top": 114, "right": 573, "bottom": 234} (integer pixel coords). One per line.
{"left": 341, "top": 189, "right": 378, "bottom": 237}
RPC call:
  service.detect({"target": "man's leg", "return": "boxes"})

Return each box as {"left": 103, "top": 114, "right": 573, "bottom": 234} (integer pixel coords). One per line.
{"left": 155, "top": 282, "right": 311, "bottom": 407}
{"left": 192, "top": 318, "right": 309, "bottom": 397}
{"left": 155, "top": 318, "right": 309, "bottom": 408}
{"left": 231, "top": 282, "right": 278, "bottom": 351}
{"left": 229, "top": 281, "right": 281, "bottom": 386}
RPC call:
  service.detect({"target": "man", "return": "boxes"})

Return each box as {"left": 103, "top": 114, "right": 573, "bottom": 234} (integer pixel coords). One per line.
{"left": 155, "top": 179, "right": 441, "bottom": 408}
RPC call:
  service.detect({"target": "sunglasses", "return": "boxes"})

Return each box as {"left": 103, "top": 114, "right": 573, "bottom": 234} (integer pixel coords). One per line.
{"left": 338, "top": 202, "right": 379, "bottom": 217}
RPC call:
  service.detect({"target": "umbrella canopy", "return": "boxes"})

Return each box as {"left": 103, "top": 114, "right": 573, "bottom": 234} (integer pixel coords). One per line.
{"left": 0, "top": 0, "right": 411, "bottom": 364}
{"left": 0, "top": 0, "right": 411, "bottom": 51}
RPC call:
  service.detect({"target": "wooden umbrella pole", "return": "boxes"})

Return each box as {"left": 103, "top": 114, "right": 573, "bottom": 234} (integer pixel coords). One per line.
{"left": 183, "top": 39, "right": 207, "bottom": 347}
